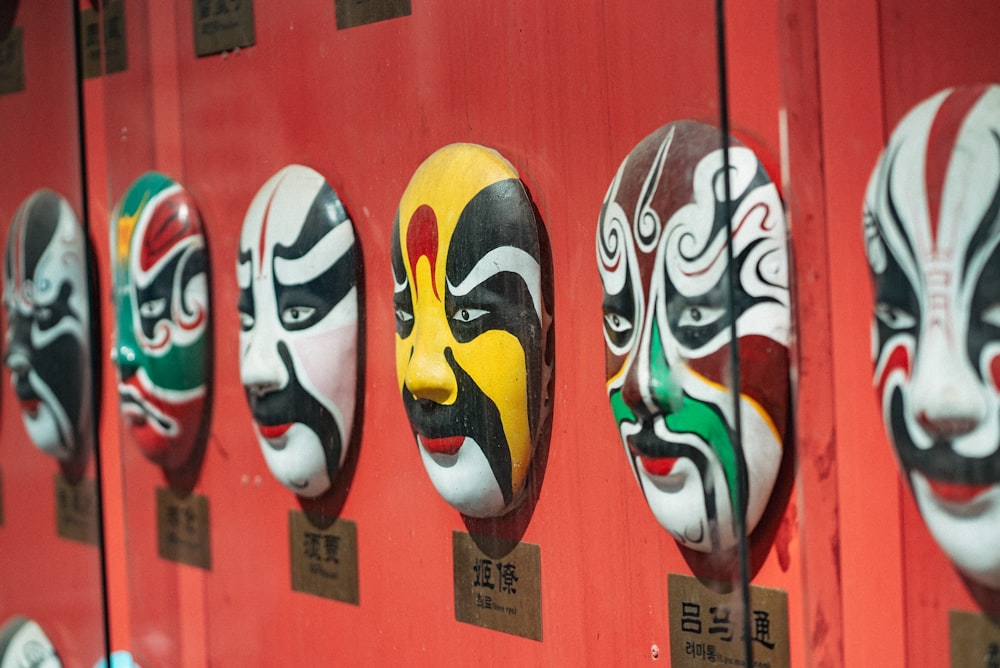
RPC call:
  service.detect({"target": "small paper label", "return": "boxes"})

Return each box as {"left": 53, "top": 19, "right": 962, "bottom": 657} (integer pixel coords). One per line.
{"left": 950, "top": 609, "right": 1000, "bottom": 668}
{"left": 193, "top": 0, "right": 255, "bottom": 57}
{"left": 0, "top": 26, "right": 25, "bottom": 95}
{"left": 288, "top": 511, "right": 359, "bottom": 605}
{"left": 335, "top": 0, "right": 411, "bottom": 30}
{"left": 156, "top": 487, "right": 211, "bottom": 569}
{"left": 103, "top": 1, "right": 127, "bottom": 74}
{"left": 452, "top": 531, "right": 542, "bottom": 641}
{"left": 668, "top": 573, "right": 790, "bottom": 668}
{"left": 55, "top": 474, "right": 99, "bottom": 545}
{"left": 78, "top": 8, "right": 101, "bottom": 79}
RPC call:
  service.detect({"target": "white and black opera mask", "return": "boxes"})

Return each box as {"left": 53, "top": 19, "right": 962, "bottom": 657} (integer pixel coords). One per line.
{"left": 597, "top": 121, "right": 791, "bottom": 553}
{"left": 393, "top": 143, "right": 552, "bottom": 518}
{"left": 864, "top": 85, "right": 1000, "bottom": 589}
{"left": 3, "top": 190, "right": 92, "bottom": 461}
{"left": 238, "top": 165, "right": 359, "bottom": 498}
{"left": 0, "top": 616, "right": 61, "bottom": 668}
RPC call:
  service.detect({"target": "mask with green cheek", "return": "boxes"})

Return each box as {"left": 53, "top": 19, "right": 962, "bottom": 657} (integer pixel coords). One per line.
{"left": 111, "top": 172, "right": 210, "bottom": 471}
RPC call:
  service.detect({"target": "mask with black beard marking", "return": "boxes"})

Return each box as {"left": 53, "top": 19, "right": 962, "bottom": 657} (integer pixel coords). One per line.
{"left": 238, "top": 165, "right": 359, "bottom": 498}
{"left": 3, "top": 189, "right": 91, "bottom": 461}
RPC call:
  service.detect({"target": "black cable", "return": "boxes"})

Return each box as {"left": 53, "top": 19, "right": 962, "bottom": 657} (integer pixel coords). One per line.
{"left": 714, "top": 0, "right": 754, "bottom": 662}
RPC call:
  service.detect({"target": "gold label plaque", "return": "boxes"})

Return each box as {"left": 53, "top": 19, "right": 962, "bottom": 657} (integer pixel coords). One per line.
{"left": 156, "top": 487, "right": 211, "bottom": 569}
{"left": 452, "top": 531, "right": 542, "bottom": 641}
{"left": 288, "top": 511, "right": 359, "bottom": 605}
{"left": 950, "top": 610, "right": 1000, "bottom": 667}
{"left": 335, "top": 0, "right": 411, "bottom": 30}
{"left": 0, "top": 26, "right": 25, "bottom": 95}
{"left": 78, "top": 8, "right": 101, "bottom": 79}
{"left": 103, "top": 1, "right": 127, "bottom": 74}
{"left": 193, "top": 0, "right": 255, "bottom": 57}
{"left": 668, "top": 573, "right": 790, "bottom": 668}
{"left": 55, "top": 474, "right": 99, "bottom": 545}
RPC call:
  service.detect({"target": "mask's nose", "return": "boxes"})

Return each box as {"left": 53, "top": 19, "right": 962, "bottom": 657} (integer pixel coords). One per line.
{"left": 620, "top": 320, "right": 682, "bottom": 421}
{"left": 910, "top": 324, "right": 986, "bottom": 440}
{"left": 240, "top": 329, "right": 288, "bottom": 397}
{"left": 403, "top": 316, "right": 458, "bottom": 406}
{"left": 112, "top": 343, "right": 139, "bottom": 381}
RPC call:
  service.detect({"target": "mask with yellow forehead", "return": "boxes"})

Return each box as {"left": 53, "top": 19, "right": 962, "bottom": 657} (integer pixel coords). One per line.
{"left": 392, "top": 143, "right": 551, "bottom": 518}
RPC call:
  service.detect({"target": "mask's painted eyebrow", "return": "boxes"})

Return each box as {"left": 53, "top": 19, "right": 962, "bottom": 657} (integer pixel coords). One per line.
{"left": 960, "top": 131, "right": 1000, "bottom": 288}
{"left": 274, "top": 222, "right": 354, "bottom": 287}
{"left": 236, "top": 248, "right": 252, "bottom": 289}
{"left": 447, "top": 247, "right": 541, "bottom": 320}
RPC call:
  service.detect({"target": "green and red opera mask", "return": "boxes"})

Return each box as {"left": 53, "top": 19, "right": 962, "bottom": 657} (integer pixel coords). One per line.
{"left": 111, "top": 172, "right": 209, "bottom": 471}
{"left": 596, "top": 121, "right": 790, "bottom": 553}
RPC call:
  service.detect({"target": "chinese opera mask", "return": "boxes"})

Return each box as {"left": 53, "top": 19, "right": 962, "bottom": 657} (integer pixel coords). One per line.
{"left": 596, "top": 121, "right": 790, "bottom": 553}
{"left": 393, "top": 144, "right": 551, "bottom": 518}
{"left": 0, "top": 616, "right": 61, "bottom": 668}
{"left": 3, "top": 190, "right": 92, "bottom": 461}
{"left": 238, "top": 165, "right": 359, "bottom": 498}
{"left": 111, "top": 172, "right": 209, "bottom": 471}
{"left": 863, "top": 85, "right": 1000, "bottom": 590}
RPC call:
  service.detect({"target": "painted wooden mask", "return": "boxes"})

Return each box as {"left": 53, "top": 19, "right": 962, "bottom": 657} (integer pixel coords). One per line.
{"left": 0, "top": 616, "right": 60, "bottom": 667}
{"left": 238, "top": 165, "right": 359, "bottom": 498}
{"left": 111, "top": 173, "right": 209, "bottom": 471}
{"left": 3, "top": 190, "right": 92, "bottom": 461}
{"left": 597, "top": 121, "right": 790, "bottom": 552}
{"left": 864, "top": 85, "right": 1000, "bottom": 589}
{"left": 393, "top": 144, "right": 551, "bottom": 518}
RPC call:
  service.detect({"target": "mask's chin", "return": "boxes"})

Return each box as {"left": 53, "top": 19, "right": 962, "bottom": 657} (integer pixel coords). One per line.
{"left": 910, "top": 470, "right": 1000, "bottom": 589}
{"left": 23, "top": 399, "right": 73, "bottom": 461}
{"left": 258, "top": 423, "right": 333, "bottom": 498}
{"left": 636, "top": 457, "right": 729, "bottom": 552}
{"left": 418, "top": 436, "right": 513, "bottom": 518}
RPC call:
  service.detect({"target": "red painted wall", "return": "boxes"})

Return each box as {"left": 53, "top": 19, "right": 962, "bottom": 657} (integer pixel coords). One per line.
{"left": 0, "top": 3, "right": 107, "bottom": 667}
{"left": 93, "top": 1, "right": 807, "bottom": 666}
{"left": 4, "top": 0, "right": 996, "bottom": 666}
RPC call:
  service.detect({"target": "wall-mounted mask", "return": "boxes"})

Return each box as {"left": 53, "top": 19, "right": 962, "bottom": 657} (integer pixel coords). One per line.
{"left": 111, "top": 172, "right": 209, "bottom": 471}
{"left": 238, "top": 165, "right": 359, "bottom": 498}
{"left": 392, "top": 144, "right": 551, "bottom": 518}
{"left": 0, "top": 616, "right": 60, "bottom": 667}
{"left": 597, "top": 121, "right": 790, "bottom": 553}
{"left": 864, "top": 85, "right": 1000, "bottom": 590}
{"left": 3, "top": 190, "right": 91, "bottom": 462}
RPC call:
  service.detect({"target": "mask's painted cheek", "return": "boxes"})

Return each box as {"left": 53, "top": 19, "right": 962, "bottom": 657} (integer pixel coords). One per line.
{"left": 453, "top": 329, "right": 532, "bottom": 486}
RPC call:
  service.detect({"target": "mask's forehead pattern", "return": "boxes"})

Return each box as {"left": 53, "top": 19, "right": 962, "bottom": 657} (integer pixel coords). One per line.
{"left": 397, "top": 144, "right": 519, "bottom": 291}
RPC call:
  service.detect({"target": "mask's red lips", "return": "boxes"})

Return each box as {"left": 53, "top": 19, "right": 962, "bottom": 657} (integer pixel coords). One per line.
{"left": 927, "top": 479, "right": 992, "bottom": 504}
{"left": 20, "top": 398, "right": 40, "bottom": 418}
{"left": 258, "top": 423, "right": 292, "bottom": 440}
{"left": 638, "top": 455, "right": 680, "bottom": 477}
{"left": 420, "top": 435, "right": 465, "bottom": 456}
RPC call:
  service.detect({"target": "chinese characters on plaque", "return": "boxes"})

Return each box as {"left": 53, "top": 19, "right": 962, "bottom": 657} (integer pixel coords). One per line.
{"left": 103, "top": 1, "right": 127, "bottom": 74}
{"left": 192, "top": 0, "right": 255, "bottom": 57}
{"left": 950, "top": 610, "right": 1000, "bottom": 668}
{"left": 156, "top": 487, "right": 211, "bottom": 569}
{"left": 288, "top": 511, "right": 359, "bottom": 605}
{"left": 0, "top": 26, "right": 24, "bottom": 95}
{"left": 452, "top": 532, "right": 542, "bottom": 641}
{"left": 668, "top": 573, "right": 789, "bottom": 668}
{"left": 335, "top": 0, "right": 411, "bottom": 30}
{"left": 78, "top": 8, "right": 101, "bottom": 79}
{"left": 54, "top": 474, "right": 99, "bottom": 545}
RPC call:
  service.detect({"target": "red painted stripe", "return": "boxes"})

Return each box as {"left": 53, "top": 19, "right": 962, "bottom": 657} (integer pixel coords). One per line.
{"left": 258, "top": 173, "right": 288, "bottom": 279}
{"left": 406, "top": 204, "right": 440, "bottom": 300}
{"left": 925, "top": 86, "right": 988, "bottom": 246}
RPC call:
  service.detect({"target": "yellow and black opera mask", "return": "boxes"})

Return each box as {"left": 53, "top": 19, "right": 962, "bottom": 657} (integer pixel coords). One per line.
{"left": 392, "top": 144, "right": 551, "bottom": 518}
